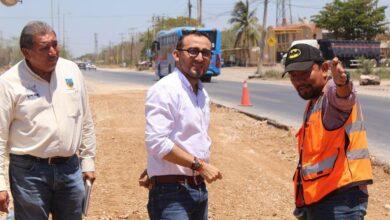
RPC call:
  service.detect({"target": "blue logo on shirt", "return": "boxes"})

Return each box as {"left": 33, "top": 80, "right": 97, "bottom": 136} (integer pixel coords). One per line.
{"left": 65, "top": 78, "right": 74, "bottom": 89}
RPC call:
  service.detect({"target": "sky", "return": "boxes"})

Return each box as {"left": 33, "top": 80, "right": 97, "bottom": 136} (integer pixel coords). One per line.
{"left": 1, "top": 0, "right": 389, "bottom": 57}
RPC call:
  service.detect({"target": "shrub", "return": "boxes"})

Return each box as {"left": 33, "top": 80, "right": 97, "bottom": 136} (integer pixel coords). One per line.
{"left": 355, "top": 58, "right": 375, "bottom": 75}
{"left": 376, "top": 68, "right": 390, "bottom": 79}
{"left": 263, "top": 70, "right": 281, "bottom": 79}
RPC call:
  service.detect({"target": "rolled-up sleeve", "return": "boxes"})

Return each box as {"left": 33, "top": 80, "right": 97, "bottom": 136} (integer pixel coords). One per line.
{"left": 145, "top": 86, "right": 175, "bottom": 159}
{"left": 0, "top": 80, "right": 13, "bottom": 191}
{"left": 326, "top": 80, "right": 356, "bottom": 112}
{"left": 78, "top": 73, "right": 96, "bottom": 172}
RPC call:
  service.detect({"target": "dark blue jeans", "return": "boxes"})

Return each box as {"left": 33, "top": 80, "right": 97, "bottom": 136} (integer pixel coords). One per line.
{"left": 296, "top": 186, "right": 369, "bottom": 220}
{"left": 147, "top": 182, "right": 208, "bottom": 220}
{"left": 9, "top": 154, "right": 85, "bottom": 220}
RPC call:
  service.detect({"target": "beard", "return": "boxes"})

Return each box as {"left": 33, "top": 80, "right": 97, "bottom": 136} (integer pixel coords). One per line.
{"left": 188, "top": 67, "right": 205, "bottom": 79}
{"left": 297, "top": 84, "right": 323, "bottom": 100}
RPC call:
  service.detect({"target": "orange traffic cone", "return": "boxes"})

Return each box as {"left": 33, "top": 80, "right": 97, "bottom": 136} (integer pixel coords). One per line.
{"left": 240, "top": 80, "right": 252, "bottom": 106}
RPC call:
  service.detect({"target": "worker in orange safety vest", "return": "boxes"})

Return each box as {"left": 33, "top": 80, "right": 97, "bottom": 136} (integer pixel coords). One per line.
{"left": 283, "top": 43, "right": 373, "bottom": 220}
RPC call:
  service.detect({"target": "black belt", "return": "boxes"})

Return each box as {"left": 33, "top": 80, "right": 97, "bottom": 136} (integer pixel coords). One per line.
{"left": 10, "top": 154, "right": 76, "bottom": 165}
{"left": 150, "top": 175, "right": 204, "bottom": 187}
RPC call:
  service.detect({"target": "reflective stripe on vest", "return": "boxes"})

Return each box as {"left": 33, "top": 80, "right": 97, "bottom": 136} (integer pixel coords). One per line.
{"left": 302, "top": 148, "right": 370, "bottom": 179}
{"left": 302, "top": 154, "right": 337, "bottom": 178}
{"left": 346, "top": 121, "right": 365, "bottom": 135}
{"left": 347, "top": 148, "right": 370, "bottom": 160}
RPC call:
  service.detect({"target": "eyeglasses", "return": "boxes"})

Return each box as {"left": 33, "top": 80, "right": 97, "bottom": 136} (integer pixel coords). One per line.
{"left": 177, "top": 47, "right": 213, "bottom": 58}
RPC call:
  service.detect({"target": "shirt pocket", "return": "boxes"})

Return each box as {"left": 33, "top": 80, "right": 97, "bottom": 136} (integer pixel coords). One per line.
{"left": 301, "top": 148, "right": 340, "bottom": 181}
{"left": 64, "top": 90, "right": 81, "bottom": 117}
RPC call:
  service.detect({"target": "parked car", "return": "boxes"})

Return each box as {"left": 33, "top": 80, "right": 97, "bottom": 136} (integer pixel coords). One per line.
{"left": 136, "top": 61, "right": 152, "bottom": 71}
{"left": 86, "top": 63, "right": 97, "bottom": 70}
{"left": 380, "top": 58, "right": 390, "bottom": 67}
{"left": 77, "top": 62, "right": 86, "bottom": 70}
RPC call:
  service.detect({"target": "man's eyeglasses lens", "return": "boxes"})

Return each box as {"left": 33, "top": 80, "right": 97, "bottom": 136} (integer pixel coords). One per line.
{"left": 179, "top": 48, "right": 212, "bottom": 58}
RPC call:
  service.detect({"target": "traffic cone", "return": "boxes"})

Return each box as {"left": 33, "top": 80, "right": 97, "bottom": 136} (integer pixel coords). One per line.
{"left": 240, "top": 80, "right": 252, "bottom": 106}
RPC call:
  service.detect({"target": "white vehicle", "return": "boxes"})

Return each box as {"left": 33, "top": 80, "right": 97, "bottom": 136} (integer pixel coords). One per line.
{"left": 86, "top": 63, "right": 97, "bottom": 70}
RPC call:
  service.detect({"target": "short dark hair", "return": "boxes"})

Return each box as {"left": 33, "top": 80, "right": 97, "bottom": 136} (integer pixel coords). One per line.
{"left": 176, "top": 30, "right": 212, "bottom": 50}
{"left": 20, "top": 21, "right": 55, "bottom": 49}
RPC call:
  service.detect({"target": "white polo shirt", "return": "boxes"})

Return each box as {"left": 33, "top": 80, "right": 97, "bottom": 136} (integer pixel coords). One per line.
{"left": 0, "top": 58, "right": 96, "bottom": 191}
{"left": 145, "top": 68, "right": 211, "bottom": 177}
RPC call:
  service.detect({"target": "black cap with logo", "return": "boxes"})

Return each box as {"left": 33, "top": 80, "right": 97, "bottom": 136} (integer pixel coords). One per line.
{"left": 282, "top": 43, "right": 324, "bottom": 77}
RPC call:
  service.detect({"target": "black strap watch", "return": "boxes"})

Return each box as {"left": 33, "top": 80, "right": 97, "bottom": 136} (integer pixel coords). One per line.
{"left": 191, "top": 157, "right": 202, "bottom": 171}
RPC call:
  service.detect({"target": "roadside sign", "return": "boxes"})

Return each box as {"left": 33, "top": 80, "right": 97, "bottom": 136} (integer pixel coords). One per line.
{"left": 267, "top": 37, "right": 276, "bottom": 47}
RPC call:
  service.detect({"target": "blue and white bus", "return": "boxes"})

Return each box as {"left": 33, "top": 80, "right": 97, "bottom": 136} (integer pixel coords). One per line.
{"left": 154, "top": 27, "right": 221, "bottom": 82}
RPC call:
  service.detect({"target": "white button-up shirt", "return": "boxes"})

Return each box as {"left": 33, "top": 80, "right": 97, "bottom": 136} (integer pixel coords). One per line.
{"left": 0, "top": 58, "right": 96, "bottom": 191}
{"left": 145, "top": 68, "right": 211, "bottom": 177}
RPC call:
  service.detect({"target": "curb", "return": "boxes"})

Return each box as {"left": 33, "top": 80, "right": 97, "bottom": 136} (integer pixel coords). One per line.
{"left": 212, "top": 101, "right": 390, "bottom": 169}
{"left": 212, "top": 102, "right": 291, "bottom": 131}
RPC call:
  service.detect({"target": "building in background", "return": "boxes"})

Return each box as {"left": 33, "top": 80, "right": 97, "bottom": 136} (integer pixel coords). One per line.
{"left": 265, "top": 20, "right": 322, "bottom": 65}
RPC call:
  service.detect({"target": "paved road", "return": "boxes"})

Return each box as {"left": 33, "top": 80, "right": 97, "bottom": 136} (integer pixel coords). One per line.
{"left": 83, "top": 70, "right": 390, "bottom": 163}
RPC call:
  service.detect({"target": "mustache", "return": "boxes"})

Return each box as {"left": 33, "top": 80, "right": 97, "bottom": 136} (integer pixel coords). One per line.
{"left": 48, "top": 56, "right": 59, "bottom": 61}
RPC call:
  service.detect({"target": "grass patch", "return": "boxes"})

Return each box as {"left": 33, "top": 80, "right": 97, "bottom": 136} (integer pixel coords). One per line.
{"left": 349, "top": 68, "right": 390, "bottom": 80}
{"left": 263, "top": 70, "right": 283, "bottom": 79}
{"left": 376, "top": 68, "right": 390, "bottom": 79}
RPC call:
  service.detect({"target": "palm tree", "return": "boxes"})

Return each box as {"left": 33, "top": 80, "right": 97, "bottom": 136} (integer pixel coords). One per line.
{"left": 229, "top": 0, "right": 260, "bottom": 66}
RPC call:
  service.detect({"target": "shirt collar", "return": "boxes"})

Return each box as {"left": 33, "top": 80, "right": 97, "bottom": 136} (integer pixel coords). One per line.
{"left": 22, "top": 59, "right": 56, "bottom": 82}
{"left": 175, "top": 68, "right": 204, "bottom": 92}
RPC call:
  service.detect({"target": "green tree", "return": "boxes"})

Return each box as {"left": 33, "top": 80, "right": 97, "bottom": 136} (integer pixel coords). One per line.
{"left": 59, "top": 44, "right": 72, "bottom": 59}
{"left": 153, "top": 16, "right": 200, "bottom": 33}
{"left": 221, "top": 28, "right": 236, "bottom": 50}
{"left": 0, "top": 37, "right": 23, "bottom": 67}
{"left": 93, "top": 16, "right": 200, "bottom": 66}
{"left": 229, "top": 0, "right": 260, "bottom": 66}
{"left": 312, "top": 0, "right": 387, "bottom": 40}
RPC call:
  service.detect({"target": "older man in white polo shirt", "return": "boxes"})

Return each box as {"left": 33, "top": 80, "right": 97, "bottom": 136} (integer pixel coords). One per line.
{"left": 141, "top": 31, "right": 222, "bottom": 220}
{"left": 0, "top": 21, "right": 96, "bottom": 220}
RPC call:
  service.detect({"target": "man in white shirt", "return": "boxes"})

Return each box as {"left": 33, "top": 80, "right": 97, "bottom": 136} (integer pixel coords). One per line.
{"left": 140, "top": 31, "right": 222, "bottom": 220}
{"left": 0, "top": 21, "right": 96, "bottom": 219}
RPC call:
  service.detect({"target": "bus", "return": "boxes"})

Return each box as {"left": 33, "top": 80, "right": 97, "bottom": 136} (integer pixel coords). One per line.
{"left": 153, "top": 27, "right": 222, "bottom": 82}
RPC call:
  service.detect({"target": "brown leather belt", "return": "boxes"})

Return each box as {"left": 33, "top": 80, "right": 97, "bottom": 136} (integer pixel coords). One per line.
{"left": 150, "top": 175, "right": 204, "bottom": 187}
{"left": 10, "top": 154, "right": 76, "bottom": 165}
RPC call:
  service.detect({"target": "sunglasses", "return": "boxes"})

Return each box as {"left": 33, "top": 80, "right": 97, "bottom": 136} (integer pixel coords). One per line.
{"left": 177, "top": 47, "right": 213, "bottom": 58}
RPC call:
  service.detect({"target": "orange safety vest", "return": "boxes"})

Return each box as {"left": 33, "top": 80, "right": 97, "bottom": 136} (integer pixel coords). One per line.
{"left": 293, "top": 95, "right": 373, "bottom": 206}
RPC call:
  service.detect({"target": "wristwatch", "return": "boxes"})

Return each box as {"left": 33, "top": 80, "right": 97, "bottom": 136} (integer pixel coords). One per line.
{"left": 191, "top": 157, "right": 203, "bottom": 171}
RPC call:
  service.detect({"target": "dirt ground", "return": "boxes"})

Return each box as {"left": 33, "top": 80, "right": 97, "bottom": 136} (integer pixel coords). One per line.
{"left": 84, "top": 79, "right": 390, "bottom": 220}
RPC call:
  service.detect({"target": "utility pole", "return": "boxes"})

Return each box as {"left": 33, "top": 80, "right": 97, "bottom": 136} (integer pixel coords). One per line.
{"left": 50, "top": 0, "right": 54, "bottom": 28}
{"left": 282, "top": 0, "right": 286, "bottom": 25}
{"left": 128, "top": 27, "right": 137, "bottom": 65}
{"left": 109, "top": 41, "right": 112, "bottom": 64}
{"left": 130, "top": 35, "right": 134, "bottom": 65}
{"left": 289, "top": 0, "right": 293, "bottom": 24}
{"left": 276, "top": 0, "right": 279, "bottom": 26}
{"left": 197, "top": 0, "right": 202, "bottom": 26}
{"left": 94, "top": 33, "right": 98, "bottom": 59}
{"left": 188, "top": 0, "right": 192, "bottom": 25}
{"left": 147, "top": 28, "right": 150, "bottom": 51}
{"left": 276, "top": 0, "right": 289, "bottom": 26}
{"left": 152, "top": 15, "right": 156, "bottom": 39}
{"left": 256, "top": 0, "right": 268, "bottom": 75}
{"left": 62, "top": 13, "right": 66, "bottom": 53}
{"left": 119, "top": 33, "right": 125, "bottom": 65}
{"left": 57, "top": 2, "right": 60, "bottom": 41}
